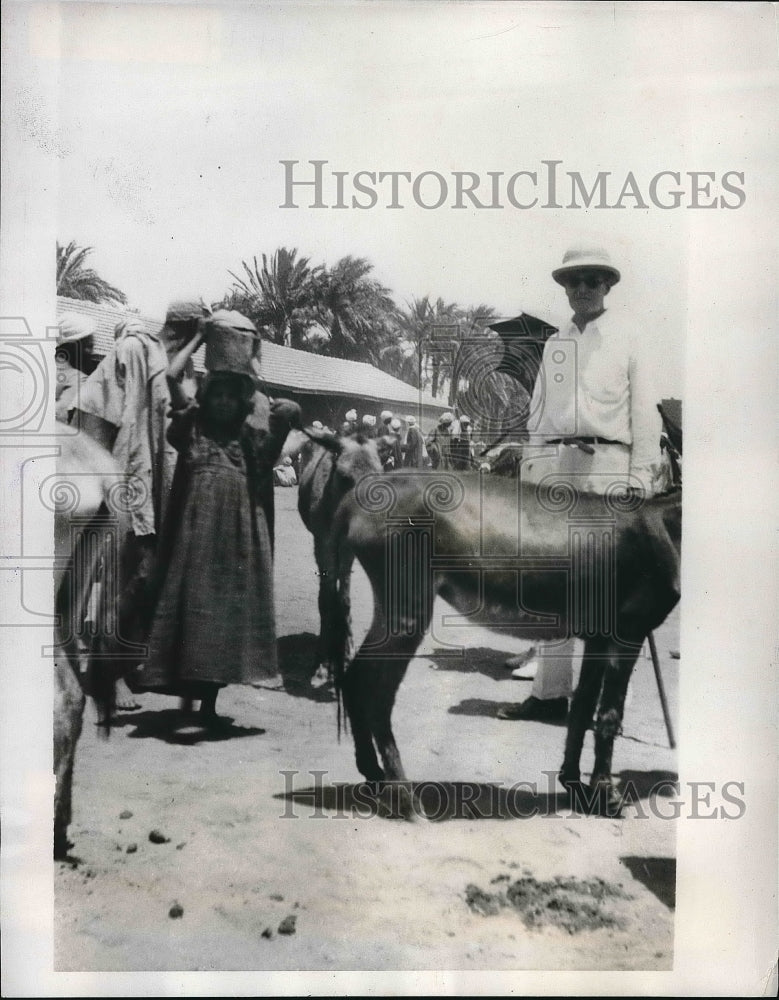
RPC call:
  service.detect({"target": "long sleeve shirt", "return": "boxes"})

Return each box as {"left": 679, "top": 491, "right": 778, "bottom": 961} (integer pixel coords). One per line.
{"left": 526, "top": 309, "right": 664, "bottom": 495}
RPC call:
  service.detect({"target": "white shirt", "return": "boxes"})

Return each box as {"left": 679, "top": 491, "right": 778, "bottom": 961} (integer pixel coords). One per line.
{"left": 526, "top": 309, "right": 663, "bottom": 492}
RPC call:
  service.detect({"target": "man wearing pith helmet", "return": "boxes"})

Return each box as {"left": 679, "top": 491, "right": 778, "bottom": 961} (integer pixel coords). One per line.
{"left": 499, "top": 244, "right": 667, "bottom": 723}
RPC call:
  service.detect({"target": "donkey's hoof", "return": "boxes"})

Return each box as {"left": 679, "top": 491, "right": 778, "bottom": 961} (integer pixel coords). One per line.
{"left": 592, "top": 779, "right": 625, "bottom": 818}
{"left": 564, "top": 778, "right": 624, "bottom": 818}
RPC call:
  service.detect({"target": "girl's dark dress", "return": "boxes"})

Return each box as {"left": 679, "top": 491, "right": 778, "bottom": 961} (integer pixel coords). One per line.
{"left": 137, "top": 401, "right": 282, "bottom": 690}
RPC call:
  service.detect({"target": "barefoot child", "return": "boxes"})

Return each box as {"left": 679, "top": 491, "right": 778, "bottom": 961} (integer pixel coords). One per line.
{"left": 137, "top": 310, "right": 301, "bottom": 725}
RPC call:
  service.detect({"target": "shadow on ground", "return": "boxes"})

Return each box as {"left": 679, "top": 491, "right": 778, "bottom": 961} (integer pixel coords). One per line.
{"left": 427, "top": 646, "right": 531, "bottom": 683}
{"left": 118, "top": 709, "right": 266, "bottom": 744}
{"left": 275, "top": 779, "right": 569, "bottom": 821}
{"left": 276, "top": 767, "right": 682, "bottom": 822}
{"left": 277, "top": 632, "right": 337, "bottom": 702}
{"left": 617, "top": 769, "right": 679, "bottom": 800}
{"left": 448, "top": 697, "right": 567, "bottom": 727}
{"left": 620, "top": 856, "right": 676, "bottom": 910}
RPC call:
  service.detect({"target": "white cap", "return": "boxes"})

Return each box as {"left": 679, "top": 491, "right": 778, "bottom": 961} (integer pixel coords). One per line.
{"left": 362, "top": 414, "right": 377, "bottom": 426}
{"left": 390, "top": 418, "right": 401, "bottom": 431}
{"left": 312, "top": 420, "right": 324, "bottom": 430}
{"left": 380, "top": 410, "right": 393, "bottom": 422}
{"left": 345, "top": 409, "right": 357, "bottom": 421}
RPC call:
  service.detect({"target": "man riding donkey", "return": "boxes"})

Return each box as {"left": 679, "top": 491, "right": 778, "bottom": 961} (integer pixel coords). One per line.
{"left": 499, "top": 245, "right": 671, "bottom": 722}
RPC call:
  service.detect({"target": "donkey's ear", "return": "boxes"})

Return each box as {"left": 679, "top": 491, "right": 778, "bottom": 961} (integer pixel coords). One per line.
{"left": 304, "top": 427, "right": 344, "bottom": 454}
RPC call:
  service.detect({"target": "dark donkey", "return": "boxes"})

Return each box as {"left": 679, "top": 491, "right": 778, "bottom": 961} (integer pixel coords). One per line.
{"left": 296, "top": 430, "right": 385, "bottom": 687}
{"left": 330, "top": 467, "right": 681, "bottom": 816}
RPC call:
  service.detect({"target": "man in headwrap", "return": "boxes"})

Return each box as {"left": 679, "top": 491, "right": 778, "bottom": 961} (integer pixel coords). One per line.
{"left": 360, "top": 413, "right": 377, "bottom": 438}
{"left": 76, "top": 301, "right": 205, "bottom": 711}
{"left": 55, "top": 313, "right": 96, "bottom": 423}
{"left": 426, "top": 412, "right": 455, "bottom": 470}
{"left": 402, "top": 415, "right": 426, "bottom": 468}
{"left": 382, "top": 417, "right": 404, "bottom": 471}
{"left": 342, "top": 408, "right": 358, "bottom": 436}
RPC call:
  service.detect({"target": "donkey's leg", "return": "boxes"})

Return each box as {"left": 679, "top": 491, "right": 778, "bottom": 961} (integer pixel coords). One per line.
{"left": 559, "top": 638, "right": 606, "bottom": 789}
{"left": 343, "top": 581, "right": 431, "bottom": 790}
{"left": 589, "top": 641, "right": 641, "bottom": 814}
{"left": 342, "top": 647, "right": 391, "bottom": 783}
{"left": 54, "top": 656, "right": 84, "bottom": 859}
{"left": 312, "top": 534, "right": 335, "bottom": 686}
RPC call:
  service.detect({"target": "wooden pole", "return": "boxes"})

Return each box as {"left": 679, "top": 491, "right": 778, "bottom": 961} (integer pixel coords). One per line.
{"left": 647, "top": 631, "right": 676, "bottom": 749}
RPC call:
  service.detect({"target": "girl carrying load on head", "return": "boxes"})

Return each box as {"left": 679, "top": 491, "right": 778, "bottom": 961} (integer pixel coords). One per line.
{"left": 136, "top": 311, "right": 301, "bottom": 726}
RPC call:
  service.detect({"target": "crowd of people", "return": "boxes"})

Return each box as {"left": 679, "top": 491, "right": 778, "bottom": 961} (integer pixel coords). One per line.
{"left": 56, "top": 243, "right": 671, "bottom": 734}
{"left": 298, "top": 407, "right": 480, "bottom": 473}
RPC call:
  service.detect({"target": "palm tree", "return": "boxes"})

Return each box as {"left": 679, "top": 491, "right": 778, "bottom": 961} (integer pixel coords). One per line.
{"left": 449, "top": 303, "right": 500, "bottom": 406}
{"left": 396, "top": 295, "right": 462, "bottom": 398}
{"left": 315, "top": 256, "right": 399, "bottom": 365}
{"left": 452, "top": 304, "right": 536, "bottom": 441}
{"left": 227, "top": 248, "right": 321, "bottom": 348}
{"left": 56, "top": 241, "right": 128, "bottom": 305}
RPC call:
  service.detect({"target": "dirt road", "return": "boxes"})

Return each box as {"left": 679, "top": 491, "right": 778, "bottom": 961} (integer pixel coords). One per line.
{"left": 55, "top": 486, "right": 679, "bottom": 972}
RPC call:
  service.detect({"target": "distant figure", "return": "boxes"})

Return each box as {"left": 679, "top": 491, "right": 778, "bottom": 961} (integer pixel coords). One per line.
{"left": 343, "top": 408, "right": 358, "bottom": 435}
{"left": 451, "top": 414, "right": 475, "bottom": 470}
{"left": 402, "top": 415, "right": 427, "bottom": 468}
{"left": 379, "top": 409, "right": 393, "bottom": 435}
{"left": 426, "top": 412, "right": 455, "bottom": 470}
{"left": 274, "top": 455, "right": 298, "bottom": 487}
{"left": 383, "top": 417, "right": 404, "bottom": 471}
{"left": 360, "top": 414, "right": 377, "bottom": 438}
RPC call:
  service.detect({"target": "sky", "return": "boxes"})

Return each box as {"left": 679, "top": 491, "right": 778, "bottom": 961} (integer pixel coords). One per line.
{"left": 5, "top": 1, "right": 779, "bottom": 398}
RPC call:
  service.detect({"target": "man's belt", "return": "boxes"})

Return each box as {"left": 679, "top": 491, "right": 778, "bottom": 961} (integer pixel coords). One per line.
{"left": 544, "top": 436, "right": 627, "bottom": 455}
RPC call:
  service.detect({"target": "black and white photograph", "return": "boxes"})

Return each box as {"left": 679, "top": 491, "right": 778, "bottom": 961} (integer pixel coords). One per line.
{"left": 1, "top": 1, "right": 776, "bottom": 995}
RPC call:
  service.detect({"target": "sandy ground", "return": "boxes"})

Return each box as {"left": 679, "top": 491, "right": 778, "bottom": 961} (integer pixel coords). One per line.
{"left": 55, "top": 486, "right": 679, "bottom": 972}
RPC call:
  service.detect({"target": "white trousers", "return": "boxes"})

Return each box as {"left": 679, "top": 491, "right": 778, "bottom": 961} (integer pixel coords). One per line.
{"left": 522, "top": 442, "right": 632, "bottom": 701}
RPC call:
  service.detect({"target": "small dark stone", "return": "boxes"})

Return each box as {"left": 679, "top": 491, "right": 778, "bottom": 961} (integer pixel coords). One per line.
{"left": 119, "top": 809, "right": 133, "bottom": 820}
{"left": 277, "top": 914, "right": 297, "bottom": 935}
{"left": 126, "top": 843, "right": 138, "bottom": 854}
{"left": 169, "top": 902, "right": 184, "bottom": 919}
{"left": 149, "top": 829, "right": 170, "bottom": 844}
{"left": 176, "top": 842, "right": 186, "bottom": 850}
{"left": 270, "top": 893, "right": 284, "bottom": 902}
{"left": 261, "top": 927, "right": 274, "bottom": 939}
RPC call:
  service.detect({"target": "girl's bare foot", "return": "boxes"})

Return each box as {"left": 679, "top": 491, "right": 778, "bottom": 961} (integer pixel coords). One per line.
{"left": 115, "top": 677, "right": 141, "bottom": 711}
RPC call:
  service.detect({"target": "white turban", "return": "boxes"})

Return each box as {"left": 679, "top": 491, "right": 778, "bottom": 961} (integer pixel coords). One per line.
{"left": 57, "top": 313, "right": 96, "bottom": 345}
